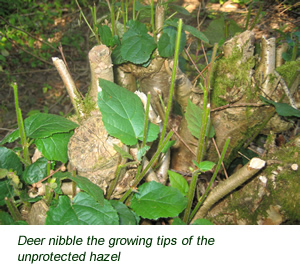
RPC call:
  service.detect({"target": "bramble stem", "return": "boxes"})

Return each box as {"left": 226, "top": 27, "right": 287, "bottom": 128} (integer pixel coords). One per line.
{"left": 120, "top": 130, "right": 174, "bottom": 203}
{"left": 142, "top": 92, "right": 151, "bottom": 148}
{"left": 12, "top": 82, "right": 31, "bottom": 166}
{"left": 189, "top": 138, "right": 230, "bottom": 223}
{"left": 182, "top": 170, "right": 199, "bottom": 223}
{"left": 158, "top": 18, "right": 182, "bottom": 149}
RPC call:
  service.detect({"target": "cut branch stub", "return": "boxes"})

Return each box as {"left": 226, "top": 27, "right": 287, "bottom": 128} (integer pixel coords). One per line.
{"left": 89, "top": 45, "right": 114, "bottom": 102}
{"left": 255, "top": 36, "right": 276, "bottom": 96}
{"left": 68, "top": 113, "right": 125, "bottom": 197}
{"left": 191, "top": 157, "right": 266, "bottom": 222}
{"left": 52, "top": 57, "right": 84, "bottom": 117}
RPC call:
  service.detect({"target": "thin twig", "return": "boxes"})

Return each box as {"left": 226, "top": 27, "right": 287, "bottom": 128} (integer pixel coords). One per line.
{"left": 58, "top": 44, "right": 84, "bottom": 99}
{"left": 184, "top": 48, "right": 206, "bottom": 83}
{"left": 33, "top": 163, "right": 66, "bottom": 188}
{"left": 0, "top": 128, "right": 15, "bottom": 132}
{"left": 212, "top": 137, "right": 228, "bottom": 179}
{"left": 173, "top": 128, "right": 197, "bottom": 157}
{"left": 211, "top": 102, "right": 267, "bottom": 112}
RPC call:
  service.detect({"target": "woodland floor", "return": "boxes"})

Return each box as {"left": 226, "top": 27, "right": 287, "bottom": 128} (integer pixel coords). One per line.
{"left": 0, "top": 0, "right": 299, "bottom": 143}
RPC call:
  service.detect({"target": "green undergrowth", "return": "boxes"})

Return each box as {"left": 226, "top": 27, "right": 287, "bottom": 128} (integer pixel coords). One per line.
{"left": 276, "top": 60, "right": 300, "bottom": 87}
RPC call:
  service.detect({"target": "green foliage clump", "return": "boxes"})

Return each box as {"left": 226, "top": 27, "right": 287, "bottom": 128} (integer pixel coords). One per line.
{"left": 0, "top": 0, "right": 84, "bottom": 74}
{"left": 276, "top": 60, "right": 300, "bottom": 87}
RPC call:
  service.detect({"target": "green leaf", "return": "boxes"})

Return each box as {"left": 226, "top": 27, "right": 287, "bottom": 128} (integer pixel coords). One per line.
{"left": 98, "top": 79, "right": 159, "bottom": 145}
{"left": 137, "top": 145, "right": 150, "bottom": 161}
{"left": 25, "top": 113, "right": 78, "bottom": 139}
{"left": 260, "top": 96, "right": 300, "bottom": 118}
{"left": 158, "top": 26, "right": 186, "bottom": 58}
{"left": 121, "top": 20, "right": 156, "bottom": 64}
{"left": 169, "top": 4, "right": 190, "bottom": 16}
{"left": 183, "top": 25, "right": 209, "bottom": 44}
{"left": 135, "top": 1, "right": 151, "bottom": 12}
{"left": 110, "top": 200, "right": 139, "bottom": 225}
{"left": 0, "top": 129, "right": 20, "bottom": 145}
{"left": 282, "top": 52, "right": 292, "bottom": 62}
{"left": 98, "top": 25, "right": 115, "bottom": 47}
{"left": 168, "top": 170, "right": 189, "bottom": 196}
{"left": 22, "top": 157, "right": 48, "bottom": 185}
{"left": 73, "top": 193, "right": 119, "bottom": 225}
{"left": 45, "top": 195, "right": 79, "bottom": 225}
{"left": 192, "top": 218, "right": 214, "bottom": 225}
{"left": 112, "top": 44, "right": 127, "bottom": 65}
{"left": 113, "top": 144, "right": 133, "bottom": 160}
{"left": 203, "top": 17, "right": 242, "bottom": 45}
{"left": 69, "top": 175, "right": 104, "bottom": 206}
{"left": 0, "top": 168, "right": 8, "bottom": 179}
{"left": 19, "top": 190, "right": 41, "bottom": 203}
{"left": 0, "top": 146, "right": 22, "bottom": 175}
{"left": 12, "top": 220, "right": 28, "bottom": 225}
{"left": 192, "top": 160, "right": 215, "bottom": 172}
{"left": 0, "top": 179, "right": 14, "bottom": 206}
{"left": 130, "top": 181, "right": 188, "bottom": 220}
{"left": 147, "top": 123, "right": 160, "bottom": 143}
{"left": 35, "top": 131, "right": 73, "bottom": 162}
{"left": 185, "top": 99, "right": 215, "bottom": 138}
{"left": 0, "top": 211, "right": 14, "bottom": 225}
{"left": 0, "top": 211, "right": 26, "bottom": 224}
{"left": 171, "top": 217, "right": 186, "bottom": 225}
{"left": 164, "top": 20, "right": 209, "bottom": 44}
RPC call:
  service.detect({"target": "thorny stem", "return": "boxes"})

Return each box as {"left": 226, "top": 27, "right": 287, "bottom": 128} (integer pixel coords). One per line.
{"left": 150, "top": 0, "right": 156, "bottom": 42}
{"left": 158, "top": 19, "right": 182, "bottom": 149}
{"left": 196, "top": 91, "right": 209, "bottom": 163}
{"left": 250, "top": 3, "right": 262, "bottom": 30}
{"left": 184, "top": 103, "right": 211, "bottom": 223}
{"left": 106, "top": 161, "right": 139, "bottom": 200}
{"left": 189, "top": 138, "right": 230, "bottom": 223}
{"left": 121, "top": 0, "right": 127, "bottom": 33}
{"left": 125, "top": 0, "right": 129, "bottom": 23}
{"left": 142, "top": 92, "right": 151, "bottom": 148}
{"left": 12, "top": 82, "right": 31, "bottom": 166}
{"left": 183, "top": 42, "right": 217, "bottom": 223}
{"left": 132, "top": 0, "right": 136, "bottom": 20}
{"left": 183, "top": 170, "right": 199, "bottom": 223}
{"left": 110, "top": 0, "right": 116, "bottom": 36}
{"left": 120, "top": 130, "right": 174, "bottom": 203}
{"left": 291, "top": 37, "right": 298, "bottom": 61}
{"left": 244, "top": 2, "right": 252, "bottom": 31}
{"left": 5, "top": 197, "right": 22, "bottom": 221}
{"left": 75, "top": 0, "right": 100, "bottom": 44}
{"left": 212, "top": 137, "right": 228, "bottom": 179}
{"left": 207, "top": 43, "right": 218, "bottom": 92}
{"left": 134, "top": 92, "right": 151, "bottom": 180}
